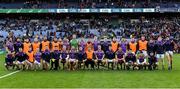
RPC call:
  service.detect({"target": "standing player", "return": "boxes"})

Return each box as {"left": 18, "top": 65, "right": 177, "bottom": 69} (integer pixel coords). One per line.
{"left": 111, "top": 37, "right": 119, "bottom": 53}
{"left": 155, "top": 36, "right": 165, "bottom": 70}
{"left": 51, "top": 37, "right": 60, "bottom": 52}
{"left": 60, "top": 46, "right": 69, "bottom": 69}
{"left": 101, "top": 37, "right": 110, "bottom": 58}
{"left": 68, "top": 47, "right": 77, "bottom": 70}
{"left": 23, "top": 38, "right": 31, "bottom": 54}
{"left": 42, "top": 46, "right": 51, "bottom": 70}
{"left": 6, "top": 38, "right": 14, "bottom": 52}
{"left": 106, "top": 45, "right": 116, "bottom": 70}
{"left": 70, "top": 34, "right": 78, "bottom": 50}
{"left": 94, "top": 45, "right": 105, "bottom": 69}
{"left": 14, "top": 38, "right": 23, "bottom": 53}
{"left": 85, "top": 39, "right": 94, "bottom": 51}
{"left": 119, "top": 38, "right": 127, "bottom": 53}
{"left": 79, "top": 38, "right": 86, "bottom": 51}
{"left": 147, "top": 38, "right": 156, "bottom": 55}
{"left": 58, "top": 38, "right": 63, "bottom": 51}
{"left": 138, "top": 35, "right": 148, "bottom": 57}
{"left": 41, "top": 37, "right": 50, "bottom": 52}
{"left": 127, "top": 37, "right": 138, "bottom": 54}
{"left": 63, "top": 38, "right": 70, "bottom": 51}
{"left": 32, "top": 38, "right": 40, "bottom": 54}
{"left": 34, "top": 48, "right": 42, "bottom": 70}
{"left": 93, "top": 36, "right": 100, "bottom": 51}
{"left": 116, "top": 47, "right": 125, "bottom": 70}
{"left": 15, "top": 48, "right": 27, "bottom": 70}
{"left": 164, "top": 37, "right": 175, "bottom": 70}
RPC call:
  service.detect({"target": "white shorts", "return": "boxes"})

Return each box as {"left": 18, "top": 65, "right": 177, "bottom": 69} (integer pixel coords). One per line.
{"left": 69, "top": 59, "right": 76, "bottom": 62}
{"left": 26, "top": 60, "right": 33, "bottom": 66}
{"left": 107, "top": 59, "right": 113, "bottom": 62}
{"left": 137, "top": 59, "right": 146, "bottom": 65}
{"left": 142, "top": 51, "right": 148, "bottom": 57}
{"left": 165, "top": 51, "right": 173, "bottom": 56}
{"left": 156, "top": 54, "right": 165, "bottom": 59}
{"left": 15, "top": 61, "right": 25, "bottom": 65}
{"left": 34, "top": 60, "right": 41, "bottom": 65}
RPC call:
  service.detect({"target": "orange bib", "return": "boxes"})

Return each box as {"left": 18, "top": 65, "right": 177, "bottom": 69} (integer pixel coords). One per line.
{"left": 23, "top": 42, "right": 31, "bottom": 54}
{"left": 85, "top": 43, "right": 94, "bottom": 51}
{"left": 27, "top": 51, "right": 34, "bottom": 63}
{"left": 111, "top": 41, "right": 118, "bottom": 52}
{"left": 41, "top": 41, "right": 50, "bottom": 51}
{"left": 129, "top": 42, "right": 137, "bottom": 53}
{"left": 52, "top": 42, "right": 60, "bottom": 51}
{"left": 32, "top": 42, "right": 40, "bottom": 54}
{"left": 86, "top": 50, "right": 94, "bottom": 60}
{"left": 139, "top": 40, "right": 148, "bottom": 51}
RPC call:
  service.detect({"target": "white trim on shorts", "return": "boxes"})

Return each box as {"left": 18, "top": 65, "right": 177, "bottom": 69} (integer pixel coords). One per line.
{"left": 142, "top": 50, "right": 148, "bottom": 57}
{"left": 15, "top": 61, "right": 25, "bottom": 65}
{"left": 156, "top": 54, "right": 165, "bottom": 59}
{"left": 107, "top": 59, "right": 113, "bottom": 62}
{"left": 165, "top": 51, "right": 173, "bottom": 56}
{"left": 137, "top": 59, "right": 146, "bottom": 64}
{"left": 26, "top": 60, "right": 33, "bottom": 66}
{"left": 69, "top": 59, "right": 76, "bottom": 62}
{"left": 34, "top": 60, "right": 41, "bottom": 65}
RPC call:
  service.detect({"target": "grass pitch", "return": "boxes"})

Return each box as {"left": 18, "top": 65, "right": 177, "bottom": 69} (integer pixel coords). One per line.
{"left": 0, "top": 54, "right": 180, "bottom": 88}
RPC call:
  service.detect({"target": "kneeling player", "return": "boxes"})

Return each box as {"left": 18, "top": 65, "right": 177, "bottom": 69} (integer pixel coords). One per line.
{"left": 5, "top": 51, "right": 15, "bottom": 70}
{"left": 137, "top": 51, "right": 148, "bottom": 70}
{"left": 26, "top": 47, "right": 34, "bottom": 70}
{"left": 85, "top": 47, "right": 95, "bottom": 69}
{"left": 106, "top": 46, "right": 116, "bottom": 70}
{"left": 125, "top": 50, "right": 137, "bottom": 70}
{"left": 15, "top": 48, "right": 27, "bottom": 70}
{"left": 148, "top": 52, "right": 158, "bottom": 70}
{"left": 68, "top": 47, "right": 77, "bottom": 70}
{"left": 51, "top": 47, "right": 60, "bottom": 70}
{"left": 42, "top": 47, "right": 51, "bottom": 70}
{"left": 76, "top": 47, "right": 85, "bottom": 69}
{"left": 34, "top": 48, "right": 42, "bottom": 70}
{"left": 116, "top": 47, "right": 125, "bottom": 70}
{"left": 60, "top": 46, "right": 69, "bottom": 69}
{"left": 95, "top": 45, "right": 105, "bottom": 69}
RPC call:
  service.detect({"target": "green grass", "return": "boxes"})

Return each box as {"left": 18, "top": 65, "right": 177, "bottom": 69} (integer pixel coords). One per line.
{"left": 0, "top": 54, "right": 180, "bottom": 88}
{"left": 0, "top": 54, "right": 13, "bottom": 76}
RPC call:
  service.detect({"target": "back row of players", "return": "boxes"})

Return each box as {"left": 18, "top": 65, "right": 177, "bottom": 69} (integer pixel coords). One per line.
{"left": 5, "top": 35, "right": 176, "bottom": 70}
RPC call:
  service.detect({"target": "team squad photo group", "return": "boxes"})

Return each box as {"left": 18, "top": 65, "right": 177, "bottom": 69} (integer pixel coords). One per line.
{"left": 4, "top": 34, "right": 176, "bottom": 71}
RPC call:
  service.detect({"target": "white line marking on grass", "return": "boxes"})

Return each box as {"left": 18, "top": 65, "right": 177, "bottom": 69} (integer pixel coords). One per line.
{"left": 0, "top": 88, "right": 180, "bottom": 89}
{"left": 0, "top": 70, "right": 20, "bottom": 79}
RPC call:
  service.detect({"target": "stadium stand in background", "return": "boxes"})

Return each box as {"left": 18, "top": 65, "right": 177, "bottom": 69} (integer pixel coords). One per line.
{"left": 0, "top": 0, "right": 179, "bottom": 53}
{"left": 0, "top": 0, "right": 179, "bottom": 9}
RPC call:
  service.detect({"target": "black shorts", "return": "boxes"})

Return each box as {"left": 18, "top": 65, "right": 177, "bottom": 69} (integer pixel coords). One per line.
{"left": 5, "top": 58, "right": 14, "bottom": 63}
{"left": 85, "top": 59, "right": 94, "bottom": 63}
{"left": 97, "top": 60, "right": 103, "bottom": 63}
{"left": 61, "top": 59, "right": 66, "bottom": 63}
{"left": 148, "top": 59, "right": 157, "bottom": 64}
{"left": 117, "top": 60, "right": 124, "bottom": 64}
{"left": 6, "top": 62, "right": 14, "bottom": 66}
{"left": 43, "top": 59, "right": 50, "bottom": 63}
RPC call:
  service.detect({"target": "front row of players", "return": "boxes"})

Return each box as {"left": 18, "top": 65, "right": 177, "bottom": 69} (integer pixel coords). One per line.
{"left": 5, "top": 45, "right": 159, "bottom": 71}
